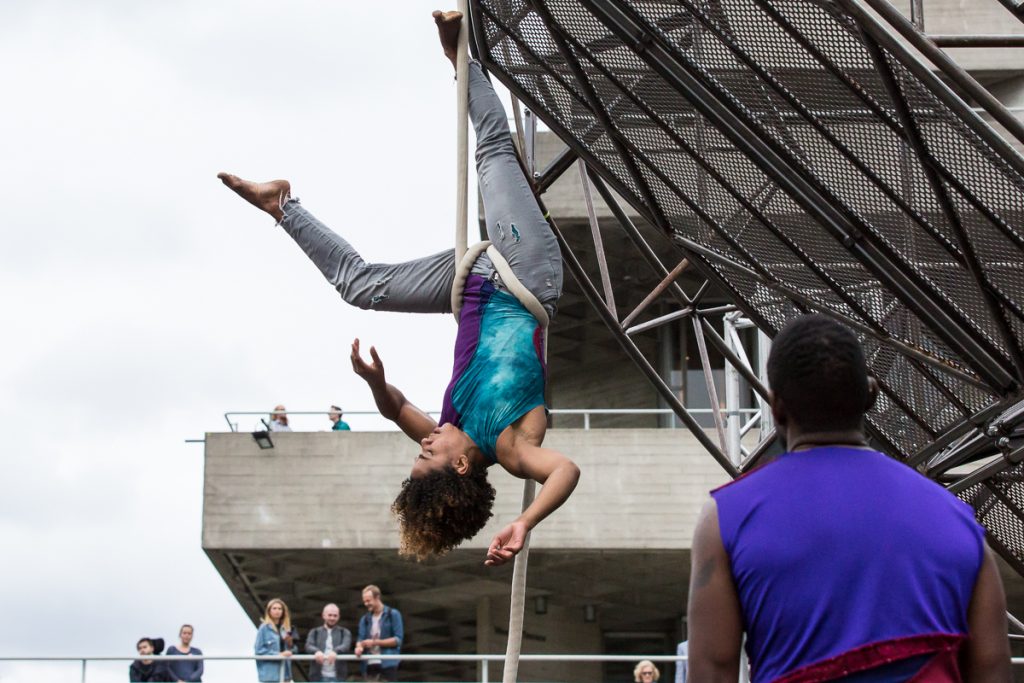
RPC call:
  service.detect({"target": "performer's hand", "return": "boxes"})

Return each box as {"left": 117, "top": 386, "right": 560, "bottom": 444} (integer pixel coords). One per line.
{"left": 485, "top": 519, "right": 529, "bottom": 566}
{"left": 350, "top": 338, "right": 385, "bottom": 385}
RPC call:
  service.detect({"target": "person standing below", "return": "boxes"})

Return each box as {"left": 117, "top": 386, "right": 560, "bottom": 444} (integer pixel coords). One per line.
{"left": 355, "top": 585, "right": 403, "bottom": 682}
{"left": 165, "top": 625, "right": 203, "bottom": 682}
{"left": 130, "top": 638, "right": 173, "bottom": 682}
{"left": 305, "top": 603, "right": 353, "bottom": 682}
{"left": 674, "top": 640, "right": 687, "bottom": 683}
{"left": 255, "top": 598, "right": 297, "bottom": 683}
{"left": 269, "top": 405, "right": 292, "bottom": 432}
{"left": 687, "top": 315, "right": 1010, "bottom": 683}
{"left": 328, "top": 406, "right": 351, "bottom": 432}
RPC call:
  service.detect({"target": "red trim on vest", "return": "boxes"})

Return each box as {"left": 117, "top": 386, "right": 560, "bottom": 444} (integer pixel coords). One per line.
{"left": 771, "top": 633, "right": 965, "bottom": 683}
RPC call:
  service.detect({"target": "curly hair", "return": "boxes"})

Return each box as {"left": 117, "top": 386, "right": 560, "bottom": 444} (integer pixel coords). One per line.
{"left": 391, "top": 464, "right": 496, "bottom": 561}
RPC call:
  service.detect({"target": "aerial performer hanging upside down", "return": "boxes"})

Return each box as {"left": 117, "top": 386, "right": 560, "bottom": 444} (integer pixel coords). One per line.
{"left": 218, "top": 10, "right": 579, "bottom": 567}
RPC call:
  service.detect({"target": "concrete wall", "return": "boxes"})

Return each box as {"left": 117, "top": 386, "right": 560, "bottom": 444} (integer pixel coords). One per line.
{"left": 202, "top": 430, "right": 730, "bottom": 552}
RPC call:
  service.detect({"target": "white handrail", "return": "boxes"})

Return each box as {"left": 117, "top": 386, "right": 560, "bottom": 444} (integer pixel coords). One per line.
{"left": 6, "top": 652, "right": 1024, "bottom": 683}
{"left": 222, "top": 408, "right": 763, "bottom": 431}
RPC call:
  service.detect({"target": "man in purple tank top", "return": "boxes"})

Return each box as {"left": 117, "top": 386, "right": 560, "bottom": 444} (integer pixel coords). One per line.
{"left": 687, "top": 315, "right": 1009, "bottom": 683}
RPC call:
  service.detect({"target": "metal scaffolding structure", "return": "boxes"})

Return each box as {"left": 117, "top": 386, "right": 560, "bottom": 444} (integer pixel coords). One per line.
{"left": 465, "top": 0, "right": 1024, "bottom": 574}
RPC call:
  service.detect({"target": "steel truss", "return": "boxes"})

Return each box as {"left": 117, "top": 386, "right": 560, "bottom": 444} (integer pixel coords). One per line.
{"left": 467, "top": 0, "right": 1024, "bottom": 575}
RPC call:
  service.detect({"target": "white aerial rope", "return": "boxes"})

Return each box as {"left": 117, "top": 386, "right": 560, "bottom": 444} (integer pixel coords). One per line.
{"left": 453, "top": 9, "right": 536, "bottom": 679}
{"left": 455, "top": 1, "right": 470, "bottom": 264}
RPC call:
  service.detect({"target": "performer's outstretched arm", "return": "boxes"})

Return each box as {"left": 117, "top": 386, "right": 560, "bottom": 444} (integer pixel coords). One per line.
{"left": 350, "top": 338, "right": 437, "bottom": 442}
{"left": 486, "top": 442, "right": 580, "bottom": 566}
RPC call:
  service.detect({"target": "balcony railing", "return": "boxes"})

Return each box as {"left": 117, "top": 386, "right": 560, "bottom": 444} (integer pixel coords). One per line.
{"left": 222, "top": 408, "right": 763, "bottom": 433}
{"left": 4, "top": 652, "right": 1024, "bottom": 683}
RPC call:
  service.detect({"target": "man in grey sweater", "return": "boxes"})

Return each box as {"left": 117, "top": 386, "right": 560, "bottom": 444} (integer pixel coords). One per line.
{"left": 305, "top": 604, "right": 353, "bottom": 682}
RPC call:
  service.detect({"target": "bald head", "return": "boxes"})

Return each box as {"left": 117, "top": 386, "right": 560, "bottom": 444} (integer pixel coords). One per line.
{"left": 322, "top": 603, "right": 340, "bottom": 627}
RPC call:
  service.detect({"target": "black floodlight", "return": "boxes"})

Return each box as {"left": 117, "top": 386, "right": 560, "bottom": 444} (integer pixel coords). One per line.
{"left": 252, "top": 430, "right": 274, "bottom": 450}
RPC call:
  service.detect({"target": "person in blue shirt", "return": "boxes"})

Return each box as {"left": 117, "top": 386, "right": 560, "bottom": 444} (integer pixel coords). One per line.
{"left": 354, "top": 585, "right": 404, "bottom": 682}
{"left": 165, "top": 625, "right": 203, "bottom": 682}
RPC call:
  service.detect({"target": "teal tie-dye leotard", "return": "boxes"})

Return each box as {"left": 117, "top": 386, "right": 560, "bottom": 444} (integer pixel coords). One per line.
{"left": 440, "top": 274, "right": 546, "bottom": 464}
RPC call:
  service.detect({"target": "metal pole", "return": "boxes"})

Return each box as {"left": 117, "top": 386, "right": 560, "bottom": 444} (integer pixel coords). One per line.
{"left": 909, "top": 0, "right": 925, "bottom": 31}
{"left": 621, "top": 259, "right": 690, "bottom": 330}
{"left": 930, "top": 34, "right": 1024, "bottom": 47}
{"left": 993, "top": 0, "right": 1024, "bottom": 21}
{"left": 578, "top": 159, "right": 617, "bottom": 313}
{"left": 757, "top": 331, "right": 773, "bottom": 440}
{"left": 455, "top": 0, "right": 471, "bottom": 263}
{"left": 81, "top": 658, "right": 87, "bottom": 683}
{"left": 693, "top": 316, "right": 729, "bottom": 454}
{"left": 482, "top": 657, "right": 490, "bottom": 682}
{"left": 724, "top": 314, "right": 743, "bottom": 465}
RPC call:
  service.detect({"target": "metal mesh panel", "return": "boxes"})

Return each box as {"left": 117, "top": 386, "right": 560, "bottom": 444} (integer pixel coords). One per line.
{"left": 472, "top": 0, "right": 1024, "bottom": 565}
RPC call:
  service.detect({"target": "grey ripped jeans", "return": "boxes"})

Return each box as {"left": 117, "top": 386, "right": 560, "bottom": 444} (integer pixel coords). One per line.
{"left": 278, "top": 61, "right": 563, "bottom": 318}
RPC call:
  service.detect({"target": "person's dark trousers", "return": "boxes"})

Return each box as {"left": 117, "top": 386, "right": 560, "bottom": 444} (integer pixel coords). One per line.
{"left": 365, "top": 664, "right": 398, "bottom": 681}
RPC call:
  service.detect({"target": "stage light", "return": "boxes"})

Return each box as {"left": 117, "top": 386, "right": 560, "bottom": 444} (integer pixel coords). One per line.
{"left": 252, "top": 430, "right": 274, "bottom": 450}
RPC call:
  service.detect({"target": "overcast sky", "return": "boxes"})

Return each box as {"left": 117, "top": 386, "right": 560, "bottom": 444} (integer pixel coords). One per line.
{"left": 0, "top": 2, "right": 502, "bottom": 680}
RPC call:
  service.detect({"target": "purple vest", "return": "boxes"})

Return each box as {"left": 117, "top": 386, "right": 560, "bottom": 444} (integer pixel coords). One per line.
{"left": 712, "top": 447, "right": 984, "bottom": 683}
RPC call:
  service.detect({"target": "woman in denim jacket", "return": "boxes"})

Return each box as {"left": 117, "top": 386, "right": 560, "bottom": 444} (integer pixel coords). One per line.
{"left": 255, "top": 598, "right": 297, "bottom": 682}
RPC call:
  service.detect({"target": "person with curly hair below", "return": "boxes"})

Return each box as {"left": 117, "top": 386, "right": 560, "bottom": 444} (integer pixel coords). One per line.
{"left": 217, "top": 10, "right": 579, "bottom": 566}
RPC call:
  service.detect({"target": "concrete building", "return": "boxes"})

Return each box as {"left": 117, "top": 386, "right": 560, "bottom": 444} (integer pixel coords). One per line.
{"left": 202, "top": 4, "right": 1024, "bottom": 680}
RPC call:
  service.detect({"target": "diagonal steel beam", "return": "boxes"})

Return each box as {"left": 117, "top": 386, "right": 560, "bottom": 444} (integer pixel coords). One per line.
{"left": 527, "top": 0, "right": 675, "bottom": 235}
{"left": 839, "top": 0, "right": 1024, "bottom": 152}
{"left": 754, "top": 0, "right": 1024, "bottom": 266}
{"left": 674, "top": 235, "right": 997, "bottom": 395}
{"left": 578, "top": 159, "right": 617, "bottom": 313}
{"left": 693, "top": 315, "right": 730, "bottom": 453}
{"left": 621, "top": 258, "right": 690, "bottom": 330}
{"left": 579, "top": 0, "right": 1016, "bottom": 393}
{"left": 535, "top": 145, "right": 578, "bottom": 193}
{"left": 552, "top": 217, "right": 739, "bottom": 477}
{"left": 863, "top": 35, "right": 1024, "bottom": 383}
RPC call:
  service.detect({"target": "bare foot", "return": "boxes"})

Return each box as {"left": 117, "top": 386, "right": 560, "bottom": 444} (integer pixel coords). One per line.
{"left": 217, "top": 173, "right": 290, "bottom": 222}
{"left": 433, "top": 10, "right": 463, "bottom": 69}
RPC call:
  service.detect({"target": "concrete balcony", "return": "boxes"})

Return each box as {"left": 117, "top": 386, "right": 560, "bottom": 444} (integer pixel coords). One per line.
{"left": 202, "top": 428, "right": 729, "bottom": 681}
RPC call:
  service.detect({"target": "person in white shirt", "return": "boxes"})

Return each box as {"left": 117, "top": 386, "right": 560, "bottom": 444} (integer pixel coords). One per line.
{"left": 269, "top": 405, "right": 292, "bottom": 432}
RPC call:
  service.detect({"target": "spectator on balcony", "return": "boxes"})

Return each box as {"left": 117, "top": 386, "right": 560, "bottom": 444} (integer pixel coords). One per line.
{"left": 130, "top": 637, "right": 173, "bottom": 682}
{"left": 328, "top": 406, "right": 351, "bottom": 432}
{"left": 687, "top": 315, "right": 1010, "bottom": 683}
{"left": 305, "top": 603, "right": 353, "bottom": 682}
{"left": 165, "top": 625, "right": 203, "bottom": 682}
{"left": 355, "top": 585, "right": 403, "bottom": 681}
{"left": 255, "top": 598, "right": 297, "bottom": 683}
{"left": 634, "top": 660, "right": 660, "bottom": 683}
{"left": 269, "top": 405, "right": 292, "bottom": 432}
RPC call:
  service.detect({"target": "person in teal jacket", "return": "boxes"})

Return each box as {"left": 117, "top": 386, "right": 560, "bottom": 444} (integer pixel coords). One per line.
{"left": 328, "top": 405, "right": 351, "bottom": 431}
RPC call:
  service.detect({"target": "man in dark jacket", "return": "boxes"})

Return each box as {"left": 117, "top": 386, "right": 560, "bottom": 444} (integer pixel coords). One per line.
{"left": 130, "top": 637, "right": 174, "bottom": 682}
{"left": 305, "top": 603, "right": 353, "bottom": 682}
